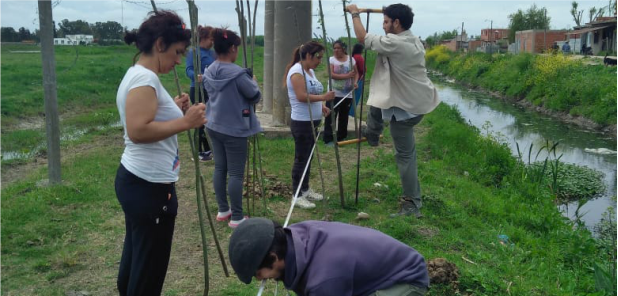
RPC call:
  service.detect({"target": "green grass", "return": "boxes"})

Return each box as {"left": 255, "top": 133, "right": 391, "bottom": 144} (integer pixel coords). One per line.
{"left": 2, "top": 43, "right": 610, "bottom": 295}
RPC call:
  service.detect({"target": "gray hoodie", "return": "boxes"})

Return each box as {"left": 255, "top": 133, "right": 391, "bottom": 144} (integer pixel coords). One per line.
{"left": 203, "top": 60, "right": 262, "bottom": 137}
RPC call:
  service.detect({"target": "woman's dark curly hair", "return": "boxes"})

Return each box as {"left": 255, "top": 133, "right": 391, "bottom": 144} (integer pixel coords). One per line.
{"left": 124, "top": 10, "right": 191, "bottom": 63}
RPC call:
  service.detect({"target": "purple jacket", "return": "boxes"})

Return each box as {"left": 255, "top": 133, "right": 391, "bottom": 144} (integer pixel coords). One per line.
{"left": 283, "top": 221, "right": 429, "bottom": 296}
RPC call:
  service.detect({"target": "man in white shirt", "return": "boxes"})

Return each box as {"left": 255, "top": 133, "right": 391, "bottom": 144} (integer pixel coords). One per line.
{"left": 347, "top": 3, "right": 440, "bottom": 218}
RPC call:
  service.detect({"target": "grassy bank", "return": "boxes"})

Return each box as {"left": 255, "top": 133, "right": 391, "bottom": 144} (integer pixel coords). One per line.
{"left": 2, "top": 102, "right": 611, "bottom": 295}
{"left": 2, "top": 43, "right": 613, "bottom": 295}
{"left": 425, "top": 45, "right": 617, "bottom": 126}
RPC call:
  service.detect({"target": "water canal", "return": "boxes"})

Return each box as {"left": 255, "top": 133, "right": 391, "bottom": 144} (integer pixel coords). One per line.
{"left": 433, "top": 78, "right": 616, "bottom": 232}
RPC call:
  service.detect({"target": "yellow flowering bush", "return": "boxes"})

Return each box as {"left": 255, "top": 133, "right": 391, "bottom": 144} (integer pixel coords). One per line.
{"left": 527, "top": 54, "right": 574, "bottom": 86}
{"left": 426, "top": 45, "right": 451, "bottom": 66}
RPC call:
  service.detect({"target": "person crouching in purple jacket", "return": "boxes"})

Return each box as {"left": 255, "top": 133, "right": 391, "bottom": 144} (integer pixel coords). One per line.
{"left": 228, "top": 218, "right": 429, "bottom": 296}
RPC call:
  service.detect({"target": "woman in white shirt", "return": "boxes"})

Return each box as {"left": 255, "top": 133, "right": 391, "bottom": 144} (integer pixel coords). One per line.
{"left": 115, "top": 11, "right": 206, "bottom": 295}
{"left": 285, "top": 41, "right": 335, "bottom": 209}
{"left": 323, "top": 39, "right": 358, "bottom": 146}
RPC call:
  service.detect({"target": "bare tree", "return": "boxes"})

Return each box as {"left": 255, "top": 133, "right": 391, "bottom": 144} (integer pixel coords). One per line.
{"left": 571, "top": 1, "right": 583, "bottom": 27}
{"left": 589, "top": 6, "right": 605, "bottom": 23}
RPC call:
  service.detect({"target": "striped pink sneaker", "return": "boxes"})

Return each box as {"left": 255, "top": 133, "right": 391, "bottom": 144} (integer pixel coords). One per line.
{"left": 216, "top": 210, "right": 232, "bottom": 222}
{"left": 228, "top": 216, "right": 248, "bottom": 228}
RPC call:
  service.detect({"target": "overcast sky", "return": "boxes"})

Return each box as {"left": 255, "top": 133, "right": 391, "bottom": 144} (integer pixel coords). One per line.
{"left": 1, "top": 0, "right": 612, "bottom": 40}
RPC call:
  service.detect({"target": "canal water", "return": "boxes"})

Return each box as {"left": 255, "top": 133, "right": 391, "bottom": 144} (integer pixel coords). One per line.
{"left": 434, "top": 78, "right": 616, "bottom": 231}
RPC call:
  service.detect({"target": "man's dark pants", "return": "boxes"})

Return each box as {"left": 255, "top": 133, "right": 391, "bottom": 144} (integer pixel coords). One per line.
{"left": 365, "top": 106, "right": 423, "bottom": 208}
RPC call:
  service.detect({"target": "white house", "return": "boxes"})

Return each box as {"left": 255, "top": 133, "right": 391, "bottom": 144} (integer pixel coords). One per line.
{"left": 54, "top": 34, "right": 94, "bottom": 45}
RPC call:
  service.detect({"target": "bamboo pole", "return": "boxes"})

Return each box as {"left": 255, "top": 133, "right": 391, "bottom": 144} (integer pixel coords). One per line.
{"left": 186, "top": 2, "right": 230, "bottom": 280}
{"left": 318, "top": 0, "right": 345, "bottom": 207}
{"left": 148, "top": 2, "right": 212, "bottom": 294}
{"left": 354, "top": 12, "right": 371, "bottom": 204}
{"left": 341, "top": 0, "right": 357, "bottom": 204}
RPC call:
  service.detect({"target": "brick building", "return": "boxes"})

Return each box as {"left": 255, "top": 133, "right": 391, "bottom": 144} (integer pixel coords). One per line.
{"left": 513, "top": 30, "right": 567, "bottom": 53}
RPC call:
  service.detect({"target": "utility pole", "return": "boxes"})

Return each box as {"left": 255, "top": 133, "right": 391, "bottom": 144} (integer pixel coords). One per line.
{"left": 461, "top": 22, "right": 464, "bottom": 52}
{"left": 489, "top": 20, "right": 493, "bottom": 54}
{"left": 38, "top": 0, "right": 62, "bottom": 185}
{"left": 544, "top": 8, "right": 547, "bottom": 52}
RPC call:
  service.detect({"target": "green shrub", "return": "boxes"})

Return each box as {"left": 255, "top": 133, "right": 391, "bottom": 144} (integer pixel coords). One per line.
{"left": 528, "top": 162, "right": 605, "bottom": 201}
{"left": 426, "top": 51, "right": 617, "bottom": 125}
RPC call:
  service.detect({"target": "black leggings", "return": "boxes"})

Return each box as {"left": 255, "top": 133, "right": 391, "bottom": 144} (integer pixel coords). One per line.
{"left": 190, "top": 86, "right": 211, "bottom": 153}
{"left": 115, "top": 164, "right": 178, "bottom": 296}
{"left": 323, "top": 97, "right": 352, "bottom": 143}
{"left": 291, "top": 119, "right": 321, "bottom": 194}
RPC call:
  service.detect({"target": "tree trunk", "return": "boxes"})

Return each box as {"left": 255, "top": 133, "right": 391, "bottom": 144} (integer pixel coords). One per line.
{"left": 272, "top": 0, "right": 311, "bottom": 125}
{"left": 263, "top": 0, "right": 274, "bottom": 113}
{"left": 38, "top": 0, "right": 62, "bottom": 185}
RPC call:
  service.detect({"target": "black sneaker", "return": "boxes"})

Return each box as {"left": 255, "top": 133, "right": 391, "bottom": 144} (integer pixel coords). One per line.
{"left": 199, "top": 151, "right": 212, "bottom": 162}
{"left": 390, "top": 199, "right": 423, "bottom": 218}
{"left": 361, "top": 126, "right": 379, "bottom": 147}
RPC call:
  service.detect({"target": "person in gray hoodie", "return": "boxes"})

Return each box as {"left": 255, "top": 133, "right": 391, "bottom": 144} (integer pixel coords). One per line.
{"left": 202, "top": 28, "right": 261, "bottom": 228}
{"left": 229, "top": 218, "right": 429, "bottom": 296}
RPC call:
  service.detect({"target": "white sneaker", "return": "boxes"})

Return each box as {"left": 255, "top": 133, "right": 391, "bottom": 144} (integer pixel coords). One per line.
{"left": 305, "top": 188, "right": 324, "bottom": 201}
{"left": 294, "top": 196, "right": 316, "bottom": 209}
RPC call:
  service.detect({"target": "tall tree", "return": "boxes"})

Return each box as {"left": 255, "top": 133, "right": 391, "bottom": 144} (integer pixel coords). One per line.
{"left": 507, "top": 4, "right": 550, "bottom": 42}
{"left": 425, "top": 29, "right": 458, "bottom": 47}
{"left": 58, "top": 19, "right": 92, "bottom": 36}
{"left": 588, "top": 6, "right": 605, "bottom": 22}
{"left": 1, "top": 27, "right": 19, "bottom": 42}
{"left": 91, "top": 21, "right": 124, "bottom": 44}
{"left": 18, "top": 27, "right": 32, "bottom": 41}
{"left": 571, "top": 1, "right": 583, "bottom": 27}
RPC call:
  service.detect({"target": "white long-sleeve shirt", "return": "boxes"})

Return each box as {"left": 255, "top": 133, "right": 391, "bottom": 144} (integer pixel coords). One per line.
{"left": 364, "top": 30, "right": 440, "bottom": 115}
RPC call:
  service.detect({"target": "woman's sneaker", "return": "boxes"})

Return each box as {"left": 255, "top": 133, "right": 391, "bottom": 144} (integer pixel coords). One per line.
{"left": 228, "top": 216, "right": 248, "bottom": 228}
{"left": 216, "top": 210, "right": 232, "bottom": 221}
{"left": 294, "top": 193, "right": 316, "bottom": 209}
{"left": 199, "top": 151, "right": 213, "bottom": 162}
{"left": 305, "top": 188, "right": 324, "bottom": 201}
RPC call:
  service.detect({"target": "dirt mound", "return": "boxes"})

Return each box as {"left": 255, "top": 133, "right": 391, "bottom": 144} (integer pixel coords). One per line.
{"left": 427, "top": 258, "right": 459, "bottom": 288}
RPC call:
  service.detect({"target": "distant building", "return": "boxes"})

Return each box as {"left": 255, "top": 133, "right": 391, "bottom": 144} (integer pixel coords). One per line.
{"left": 468, "top": 40, "right": 482, "bottom": 52}
{"left": 54, "top": 34, "right": 94, "bottom": 45}
{"left": 479, "top": 28, "right": 509, "bottom": 53}
{"left": 512, "top": 30, "right": 567, "bottom": 54}
{"left": 566, "top": 16, "right": 616, "bottom": 55}
{"left": 443, "top": 33, "right": 468, "bottom": 52}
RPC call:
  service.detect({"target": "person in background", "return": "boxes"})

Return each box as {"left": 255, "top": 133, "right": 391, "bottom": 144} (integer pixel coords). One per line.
{"left": 115, "top": 10, "right": 206, "bottom": 295}
{"left": 284, "top": 41, "right": 335, "bottom": 209}
{"left": 229, "top": 218, "right": 429, "bottom": 296}
{"left": 185, "top": 25, "right": 216, "bottom": 161}
{"left": 323, "top": 39, "right": 358, "bottom": 146}
{"left": 551, "top": 42, "right": 559, "bottom": 54}
{"left": 202, "top": 28, "right": 262, "bottom": 228}
{"left": 349, "top": 43, "right": 366, "bottom": 117}
{"left": 347, "top": 3, "right": 440, "bottom": 218}
{"left": 562, "top": 41, "right": 571, "bottom": 54}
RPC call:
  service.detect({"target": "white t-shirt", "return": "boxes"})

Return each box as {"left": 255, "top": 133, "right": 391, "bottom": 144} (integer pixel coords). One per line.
{"left": 116, "top": 64, "right": 184, "bottom": 183}
{"left": 287, "top": 63, "right": 324, "bottom": 121}
{"left": 329, "top": 55, "right": 356, "bottom": 98}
